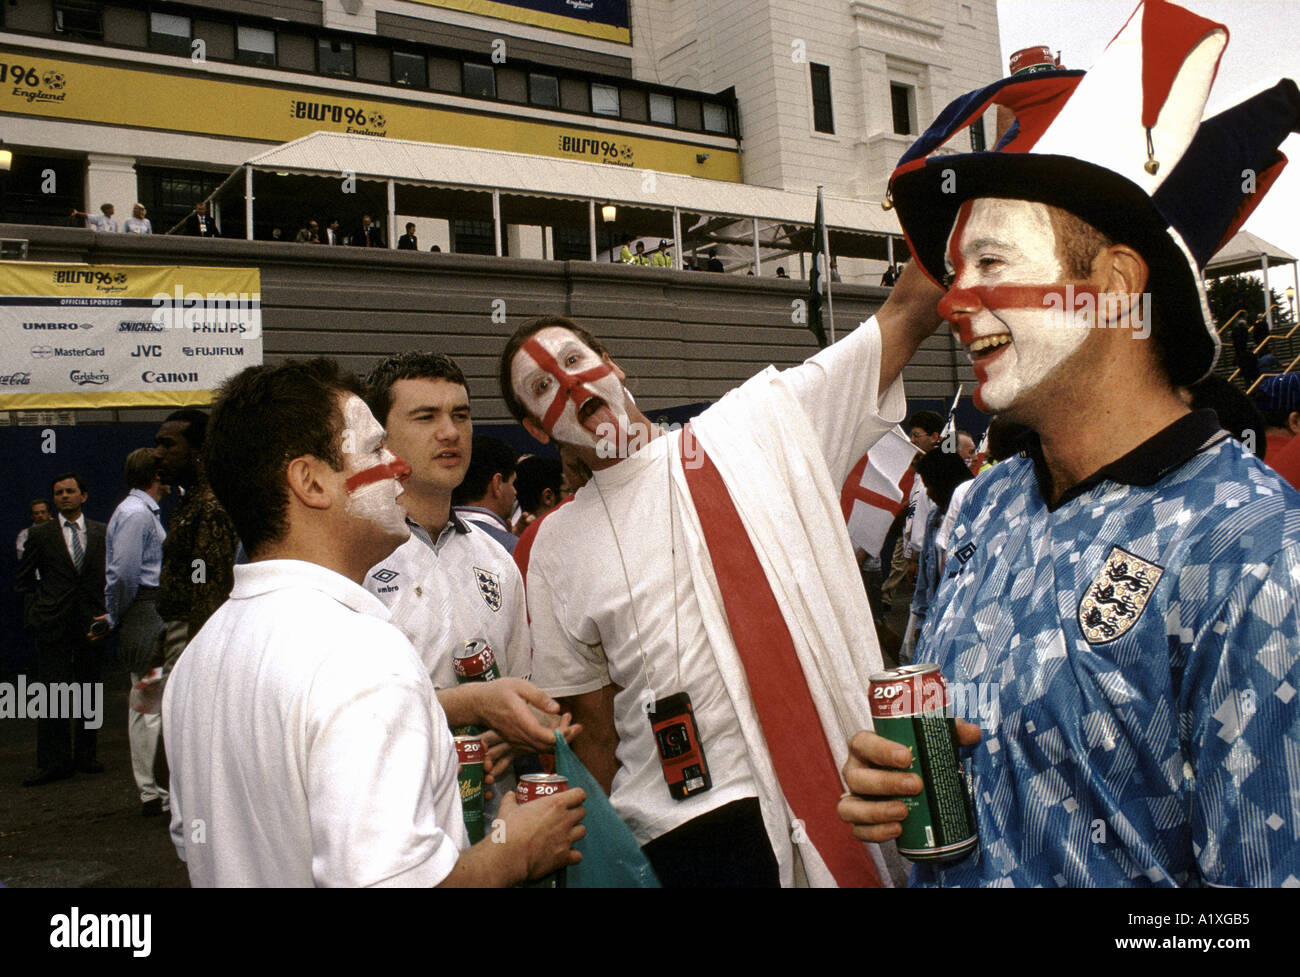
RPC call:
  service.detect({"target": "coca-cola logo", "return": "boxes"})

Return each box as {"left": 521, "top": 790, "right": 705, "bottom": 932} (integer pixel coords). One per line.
{"left": 0, "top": 371, "right": 33, "bottom": 385}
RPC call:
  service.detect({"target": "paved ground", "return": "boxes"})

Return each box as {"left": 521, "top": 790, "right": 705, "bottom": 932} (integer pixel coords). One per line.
{"left": 1, "top": 655, "right": 189, "bottom": 888}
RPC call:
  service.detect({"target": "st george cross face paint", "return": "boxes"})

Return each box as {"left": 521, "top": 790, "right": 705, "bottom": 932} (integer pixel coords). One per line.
{"left": 340, "top": 395, "right": 411, "bottom": 539}
{"left": 511, "top": 326, "right": 630, "bottom": 452}
{"left": 940, "top": 198, "right": 1096, "bottom": 414}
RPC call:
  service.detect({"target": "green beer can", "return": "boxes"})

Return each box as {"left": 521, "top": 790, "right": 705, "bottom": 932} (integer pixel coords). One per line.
{"left": 867, "top": 664, "right": 977, "bottom": 862}
{"left": 454, "top": 734, "right": 486, "bottom": 844}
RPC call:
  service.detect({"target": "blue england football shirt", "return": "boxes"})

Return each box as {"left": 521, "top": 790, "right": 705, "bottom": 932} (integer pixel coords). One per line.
{"left": 911, "top": 411, "right": 1300, "bottom": 887}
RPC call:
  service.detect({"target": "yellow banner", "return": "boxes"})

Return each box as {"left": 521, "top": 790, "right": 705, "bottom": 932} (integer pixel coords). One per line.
{"left": 0, "top": 263, "right": 262, "bottom": 410}
{"left": 0, "top": 50, "right": 739, "bottom": 181}
{"left": 404, "top": 0, "right": 630, "bottom": 44}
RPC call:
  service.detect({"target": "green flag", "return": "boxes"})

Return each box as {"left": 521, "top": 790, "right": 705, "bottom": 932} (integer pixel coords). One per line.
{"left": 807, "top": 188, "right": 829, "bottom": 348}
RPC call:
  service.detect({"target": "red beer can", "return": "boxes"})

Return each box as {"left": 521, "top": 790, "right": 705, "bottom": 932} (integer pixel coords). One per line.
{"left": 454, "top": 638, "right": 500, "bottom": 682}
{"left": 516, "top": 773, "right": 568, "bottom": 804}
{"left": 516, "top": 774, "right": 570, "bottom": 889}
{"left": 1009, "top": 45, "right": 1059, "bottom": 76}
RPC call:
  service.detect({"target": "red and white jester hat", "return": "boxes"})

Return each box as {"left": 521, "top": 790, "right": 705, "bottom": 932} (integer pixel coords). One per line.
{"left": 887, "top": 0, "right": 1300, "bottom": 385}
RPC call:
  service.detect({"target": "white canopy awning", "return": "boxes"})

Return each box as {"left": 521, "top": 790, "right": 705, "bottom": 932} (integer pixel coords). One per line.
{"left": 239, "top": 131, "right": 903, "bottom": 236}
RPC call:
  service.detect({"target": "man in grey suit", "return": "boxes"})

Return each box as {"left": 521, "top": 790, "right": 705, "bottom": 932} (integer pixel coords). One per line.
{"left": 16, "top": 472, "right": 109, "bottom": 786}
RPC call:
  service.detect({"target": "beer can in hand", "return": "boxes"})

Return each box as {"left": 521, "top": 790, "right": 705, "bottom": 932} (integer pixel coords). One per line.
{"left": 516, "top": 774, "right": 569, "bottom": 888}
{"left": 868, "top": 665, "right": 977, "bottom": 863}
{"left": 455, "top": 734, "right": 486, "bottom": 844}
{"left": 454, "top": 639, "right": 501, "bottom": 683}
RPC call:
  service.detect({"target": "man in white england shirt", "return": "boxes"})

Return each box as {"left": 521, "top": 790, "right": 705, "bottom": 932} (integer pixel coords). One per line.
{"left": 498, "top": 269, "right": 943, "bottom": 886}
{"left": 163, "top": 358, "right": 583, "bottom": 887}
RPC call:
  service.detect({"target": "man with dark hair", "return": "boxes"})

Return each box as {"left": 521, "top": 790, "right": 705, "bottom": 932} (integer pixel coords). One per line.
{"left": 106, "top": 447, "right": 169, "bottom": 815}
{"left": 164, "top": 358, "right": 584, "bottom": 886}
{"left": 397, "top": 222, "right": 419, "bottom": 250}
{"left": 514, "top": 455, "right": 564, "bottom": 527}
{"left": 16, "top": 498, "right": 52, "bottom": 560}
{"left": 452, "top": 434, "right": 519, "bottom": 554}
{"left": 154, "top": 409, "right": 237, "bottom": 645}
{"left": 152, "top": 408, "right": 238, "bottom": 792}
{"left": 498, "top": 255, "right": 943, "bottom": 885}
{"left": 363, "top": 352, "right": 568, "bottom": 765}
{"left": 324, "top": 218, "right": 342, "bottom": 246}
{"left": 841, "top": 2, "right": 1300, "bottom": 886}
{"left": 16, "top": 472, "right": 108, "bottom": 786}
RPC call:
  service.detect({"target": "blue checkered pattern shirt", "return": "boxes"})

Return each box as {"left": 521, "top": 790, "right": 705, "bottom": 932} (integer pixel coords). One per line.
{"left": 911, "top": 412, "right": 1300, "bottom": 887}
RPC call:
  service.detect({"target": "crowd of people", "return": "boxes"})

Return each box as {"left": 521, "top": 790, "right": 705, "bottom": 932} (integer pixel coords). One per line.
{"left": 15, "top": 0, "right": 1300, "bottom": 889}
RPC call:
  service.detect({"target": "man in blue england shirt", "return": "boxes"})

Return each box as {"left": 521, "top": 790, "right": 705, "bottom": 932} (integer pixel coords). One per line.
{"left": 105, "top": 447, "right": 170, "bottom": 816}
{"left": 838, "top": 0, "right": 1300, "bottom": 886}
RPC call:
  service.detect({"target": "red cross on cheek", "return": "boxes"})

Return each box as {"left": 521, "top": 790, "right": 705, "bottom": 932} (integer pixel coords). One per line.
{"left": 522, "top": 337, "right": 613, "bottom": 434}
{"left": 345, "top": 455, "right": 412, "bottom": 493}
{"left": 939, "top": 203, "right": 1101, "bottom": 342}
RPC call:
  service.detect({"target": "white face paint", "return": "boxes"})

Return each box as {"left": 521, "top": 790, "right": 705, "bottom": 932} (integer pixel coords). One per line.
{"left": 943, "top": 198, "right": 1094, "bottom": 414}
{"left": 510, "top": 326, "right": 630, "bottom": 452}
{"left": 340, "top": 395, "right": 410, "bottom": 539}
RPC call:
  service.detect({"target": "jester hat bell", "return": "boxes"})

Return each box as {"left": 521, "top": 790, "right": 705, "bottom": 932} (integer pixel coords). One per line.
{"left": 887, "top": 0, "right": 1300, "bottom": 385}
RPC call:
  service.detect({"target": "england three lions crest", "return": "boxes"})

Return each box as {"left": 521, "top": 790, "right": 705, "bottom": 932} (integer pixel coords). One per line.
{"left": 474, "top": 567, "right": 502, "bottom": 612}
{"left": 1078, "top": 546, "right": 1164, "bottom": 644}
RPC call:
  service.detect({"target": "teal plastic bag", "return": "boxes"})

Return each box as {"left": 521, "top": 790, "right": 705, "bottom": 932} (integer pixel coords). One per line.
{"left": 554, "top": 732, "right": 661, "bottom": 888}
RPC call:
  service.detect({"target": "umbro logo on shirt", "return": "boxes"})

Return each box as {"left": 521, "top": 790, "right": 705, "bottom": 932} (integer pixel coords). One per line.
{"left": 371, "top": 568, "right": 399, "bottom": 583}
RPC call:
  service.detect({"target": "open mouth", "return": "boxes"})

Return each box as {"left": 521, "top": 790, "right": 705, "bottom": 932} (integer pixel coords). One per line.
{"left": 969, "top": 334, "right": 1012, "bottom": 359}
{"left": 577, "top": 395, "right": 604, "bottom": 426}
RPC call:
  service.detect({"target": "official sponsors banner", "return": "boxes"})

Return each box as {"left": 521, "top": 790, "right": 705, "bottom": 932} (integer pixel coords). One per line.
{"left": 0, "top": 264, "right": 262, "bottom": 409}
{"left": 0, "top": 49, "right": 739, "bottom": 180}
{"left": 406, "top": 0, "right": 631, "bottom": 44}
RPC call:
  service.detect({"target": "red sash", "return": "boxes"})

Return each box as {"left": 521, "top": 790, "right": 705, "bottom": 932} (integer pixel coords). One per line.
{"left": 681, "top": 429, "right": 883, "bottom": 887}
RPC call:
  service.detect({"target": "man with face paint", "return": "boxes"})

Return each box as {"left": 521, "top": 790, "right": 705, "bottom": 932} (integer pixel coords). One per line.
{"left": 499, "top": 250, "right": 946, "bottom": 886}
{"left": 363, "top": 352, "right": 577, "bottom": 766}
{"left": 164, "top": 359, "right": 585, "bottom": 887}
{"left": 840, "top": 0, "right": 1300, "bottom": 886}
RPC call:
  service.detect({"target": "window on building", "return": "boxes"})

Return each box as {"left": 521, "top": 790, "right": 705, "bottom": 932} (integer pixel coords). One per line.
{"left": 703, "top": 103, "right": 729, "bottom": 134}
{"left": 149, "top": 11, "right": 191, "bottom": 57}
{"left": 969, "top": 116, "right": 987, "bottom": 152}
{"left": 591, "top": 83, "right": 620, "bottom": 117}
{"left": 551, "top": 225, "right": 591, "bottom": 261}
{"left": 236, "top": 25, "right": 276, "bottom": 67}
{"left": 393, "top": 51, "right": 426, "bottom": 88}
{"left": 529, "top": 73, "right": 559, "bottom": 107}
{"left": 137, "top": 166, "right": 226, "bottom": 235}
{"left": 811, "top": 63, "right": 834, "bottom": 134}
{"left": 649, "top": 92, "right": 676, "bottom": 125}
{"left": 463, "top": 63, "right": 496, "bottom": 98}
{"left": 891, "top": 82, "right": 916, "bottom": 135}
{"left": 54, "top": 0, "right": 103, "bottom": 40}
{"left": 318, "top": 38, "right": 354, "bottom": 78}
{"left": 452, "top": 219, "right": 502, "bottom": 256}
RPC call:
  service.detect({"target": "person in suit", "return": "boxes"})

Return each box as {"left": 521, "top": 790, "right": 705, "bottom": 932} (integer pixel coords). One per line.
{"left": 16, "top": 472, "right": 109, "bottom": 786}
{"left": 397, "top": 222, "right": 418, "bottom": 250}
{"left": 353, "top": 215, "right": 384, "bottom": 248}
{"left": 324, "top": 218, "right": 343, "bottom": 246}
{"left": 186, "top": 202, "right": 219, "bottom": 238}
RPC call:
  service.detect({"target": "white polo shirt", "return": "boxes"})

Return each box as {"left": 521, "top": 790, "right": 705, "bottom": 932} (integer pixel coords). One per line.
{"left": 366, "top": 514, "right": 531, "bottom": 687}
{"left": 164, "top": 559, "right": 466, "bottom": 887}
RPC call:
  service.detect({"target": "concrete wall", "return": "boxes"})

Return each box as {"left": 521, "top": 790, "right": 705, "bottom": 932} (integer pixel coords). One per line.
{"left": 2, "top": 223, "right": 971, "bottom": 426}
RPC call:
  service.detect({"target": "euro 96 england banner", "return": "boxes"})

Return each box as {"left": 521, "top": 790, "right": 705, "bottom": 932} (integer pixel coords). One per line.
{"left": 0, "top": 263, "right": 262, "bottom": 409}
